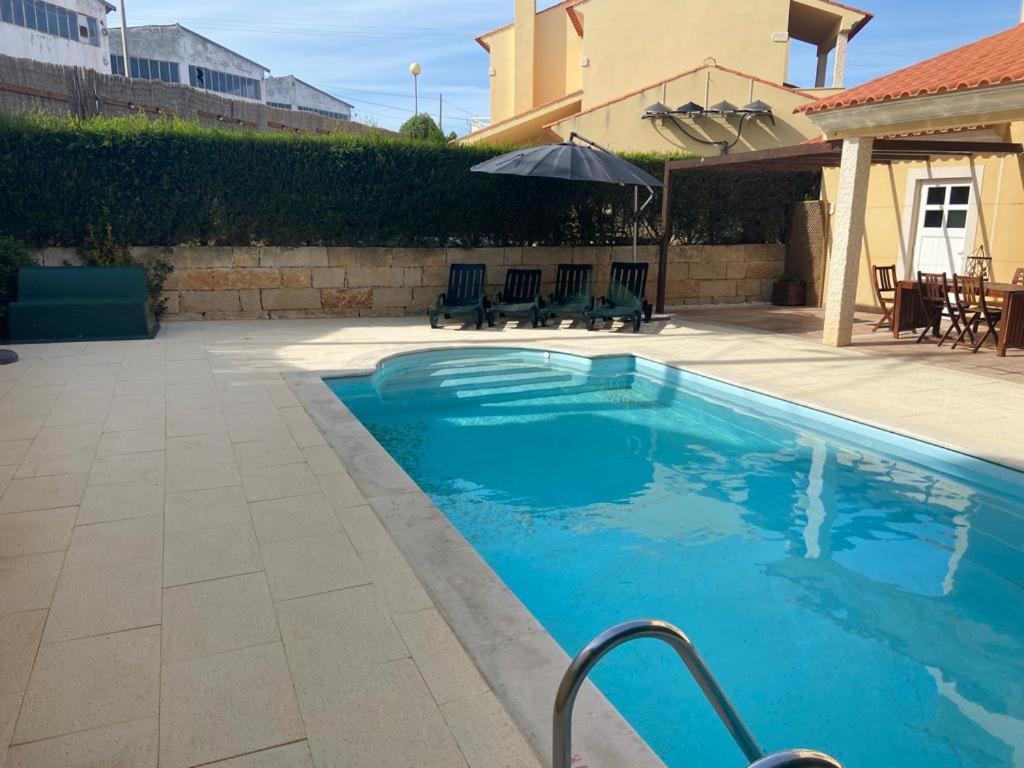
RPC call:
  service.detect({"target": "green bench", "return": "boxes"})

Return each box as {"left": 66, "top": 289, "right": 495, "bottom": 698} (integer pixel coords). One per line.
{"left": 9, "top": 267, "right": 159, "bottom": 343}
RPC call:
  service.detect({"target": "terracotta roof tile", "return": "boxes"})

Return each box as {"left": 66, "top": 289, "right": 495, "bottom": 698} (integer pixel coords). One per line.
{"left": 798, "top": 23, "right": 1024, "bottom": 114}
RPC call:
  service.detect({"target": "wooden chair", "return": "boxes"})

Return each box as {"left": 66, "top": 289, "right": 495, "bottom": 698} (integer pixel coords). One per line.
{"left": 1012, "top": 267, "right": 1024, "bottom": 286}
{"left": 870, "top": 265, "right": 897, "bottom": 332}
{"left": 951, "top": 274, "right": 1002, "bottom": 352}
{"left": 916, "top": 272, "right": 961, "bottom": 345}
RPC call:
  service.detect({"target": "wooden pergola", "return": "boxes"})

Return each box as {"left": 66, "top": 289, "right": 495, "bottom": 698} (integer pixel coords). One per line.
{"left": 654, "top": 139, "right": 1023, "bottom": 312}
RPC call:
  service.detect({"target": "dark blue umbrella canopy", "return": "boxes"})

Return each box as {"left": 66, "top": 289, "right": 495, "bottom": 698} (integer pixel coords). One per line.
{"left": 470, "top": 133, "right": 662, "bottom": 188}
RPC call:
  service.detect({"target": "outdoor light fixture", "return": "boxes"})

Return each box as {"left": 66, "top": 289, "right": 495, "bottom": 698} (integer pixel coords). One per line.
{"left": 704, "top": 100, "right": 738, "bottom": 116}
{"left": 643, "top": 102, "right": 671, "bottom": 118}
{"left": 674, "top": 101, "right": 704, "bottom": 117}
{"left": 640, "top": 98, "right": 775, "bottom": 155}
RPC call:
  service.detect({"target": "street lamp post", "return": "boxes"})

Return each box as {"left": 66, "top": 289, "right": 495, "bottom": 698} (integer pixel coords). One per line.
{"left": 409, "top": 62, "right": 421, "bottom": 115}
{"left": 119, "top": 0, "right": 131, "bottom": 78}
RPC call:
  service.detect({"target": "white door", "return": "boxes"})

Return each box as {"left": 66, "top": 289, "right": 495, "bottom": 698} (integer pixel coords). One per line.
{"left": 911, "top": 182, "right": 972, "bottom": 275}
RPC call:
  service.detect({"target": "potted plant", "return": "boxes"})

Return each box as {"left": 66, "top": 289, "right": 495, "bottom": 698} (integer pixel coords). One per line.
{"left": 771, "top": 274, "right": 806, "bottom": 307}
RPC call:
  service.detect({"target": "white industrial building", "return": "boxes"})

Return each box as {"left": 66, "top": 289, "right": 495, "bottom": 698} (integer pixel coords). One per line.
{"left": 265, "top": 75, "right": 352, "bottom": 121}
{"left": 0, "top": 0, "right": 114, "bottom": 72}
{"left": 108, "top": 23, "right": 269, "bottom": 101}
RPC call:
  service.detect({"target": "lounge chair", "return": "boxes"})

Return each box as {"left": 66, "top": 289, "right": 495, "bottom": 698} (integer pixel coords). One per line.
{"left": 585, "top": 262, "right": 651, "bottom": 333}
{"left": 538, "top": 264, "right": 593, "bottom": 327}
{"left": 487, "top": 269, "right": 542, "bottom": 327}
{"left": 430, "top": 263, "right": 487, "bottom": 329}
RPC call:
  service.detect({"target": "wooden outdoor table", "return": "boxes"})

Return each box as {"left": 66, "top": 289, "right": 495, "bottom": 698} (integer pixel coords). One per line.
{"left": 893, "top": 280, "right": 1024, "bottom": 357}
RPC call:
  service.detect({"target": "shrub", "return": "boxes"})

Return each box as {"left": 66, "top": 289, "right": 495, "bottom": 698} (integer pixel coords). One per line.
{"left": 0, "top": 113, "right": 819, "bottom": 249}
{"left": 78, "top": 224, "right": 174, "bottom": 318}
{"left": 0, "top": 235, "right": 35, "bottom": 339}
{"left": 400, "top": 114, "right": 446, "bottom": 144}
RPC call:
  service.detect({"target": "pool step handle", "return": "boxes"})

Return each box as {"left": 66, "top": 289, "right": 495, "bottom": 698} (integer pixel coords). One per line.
{"left": 552, "top": 619, "right": 843, "bottom": 768}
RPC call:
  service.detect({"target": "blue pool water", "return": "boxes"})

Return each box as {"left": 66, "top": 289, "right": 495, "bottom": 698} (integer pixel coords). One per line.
{"left": 328, "top": 349, "right": 1024, "bottom": 768}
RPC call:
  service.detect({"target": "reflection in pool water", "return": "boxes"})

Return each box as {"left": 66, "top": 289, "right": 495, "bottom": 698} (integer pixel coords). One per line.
{"left": 329, "top": 349, "right": 1024, "bottom": 768}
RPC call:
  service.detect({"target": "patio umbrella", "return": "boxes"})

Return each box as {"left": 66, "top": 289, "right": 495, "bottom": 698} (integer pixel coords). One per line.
{"left": 470, "top": 132, "right": 662, "bottom": 262}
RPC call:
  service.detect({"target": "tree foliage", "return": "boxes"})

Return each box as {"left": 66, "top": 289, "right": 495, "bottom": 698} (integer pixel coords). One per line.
{"left": 400, "top": 113, "right": 446, "bottom": 144}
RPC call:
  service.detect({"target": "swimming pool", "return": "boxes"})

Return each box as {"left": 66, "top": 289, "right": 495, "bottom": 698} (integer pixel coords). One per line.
{"left": 327, "top": 349, "right": 1024, "bottom": 768}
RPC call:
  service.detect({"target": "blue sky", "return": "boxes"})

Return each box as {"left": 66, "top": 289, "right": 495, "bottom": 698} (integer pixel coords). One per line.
{"left": 114, "top": 0, "right": 1021, "bottom": 132}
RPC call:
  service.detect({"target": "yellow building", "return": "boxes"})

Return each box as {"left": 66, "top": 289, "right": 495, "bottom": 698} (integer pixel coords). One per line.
{"left": 458, "top": 0, "right": 873, "bottom": 153}
{"left": 658, "top": 18, "right": 1024, "bottom": 350}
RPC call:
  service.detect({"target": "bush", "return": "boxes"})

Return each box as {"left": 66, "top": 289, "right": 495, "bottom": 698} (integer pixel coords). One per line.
{"left": 0, "top": 235, "right": 35, "bottom": 340}
{"left": 79, "top": 224, "right": 175, "bottom": 318}
{"left": 400, "top": 114, "right": 446, "bottom": 144}
{"left": 0, "top": 113, "right": 819, "bottom": 249}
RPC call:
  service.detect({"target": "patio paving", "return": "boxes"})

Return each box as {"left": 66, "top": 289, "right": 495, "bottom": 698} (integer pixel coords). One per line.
{"left": 0, "top": 312, "right": 1021, "bottom": 768}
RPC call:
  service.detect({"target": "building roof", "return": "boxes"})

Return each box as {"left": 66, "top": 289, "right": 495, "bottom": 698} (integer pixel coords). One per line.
{"left": 475, "top": 0, "right": 584, "bottom": 51}
{"left": 265, "top": 75, "right": 353, "bottom": 109}
{"left": 110, "top": 24, "right": 270, "bottom": 73}
{"left": 798, "top": 22, "right": 1024, "bottom": 114}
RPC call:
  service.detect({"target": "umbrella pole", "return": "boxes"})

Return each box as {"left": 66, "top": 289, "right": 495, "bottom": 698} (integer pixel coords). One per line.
{"left": 632, "top": 186, "right": 639, "bottom": 263}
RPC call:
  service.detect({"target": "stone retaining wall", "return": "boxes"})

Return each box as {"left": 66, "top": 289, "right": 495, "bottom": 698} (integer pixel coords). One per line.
{"left": 35, "top": 244, "right": 785, "bottom": 320}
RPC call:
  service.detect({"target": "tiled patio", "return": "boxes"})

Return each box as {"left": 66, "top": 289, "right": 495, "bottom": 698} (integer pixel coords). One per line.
{"left": 0, "top": 312, "right": 1021, "bottom": 768}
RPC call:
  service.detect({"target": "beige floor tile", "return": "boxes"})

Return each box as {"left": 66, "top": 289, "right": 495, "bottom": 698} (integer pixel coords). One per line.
{"left": 234, "top": 439, "right": 303, "bottom": 471}
{"left": 0, "top": 552, "right": 64, "bottom": 614}
{"left": 167, "top": 399, "right": 228, "bottom": 438}
{"left": 13, "top": 626, "right": 160, "bottom": 744}
{"left": 298, "top": 657, "right": 465, "bottom": 768}
{"left": 103, "top": 395, "right": 165, "bottom": 433}
{"left": 275, "top": 585, "right": 407, "bottom": 671}
{"left": 317, "top": 471, "right": 367, "bottom": 509}
{"left": 114, "top": 380, "right": 165, "bottom": 397}
{"left": 299, "top": 445, "right": 344, "bottom": 476}
{"left": 0, "top": 440, "right": 32, "bottom": 467}
{"left": 0, "top": 691, "right": 21, "bottom": 767}
{"left": 165, "top": 433, "right": 241, "bottom": 494}
{"left": 261, "top": 532, "right": 366, "bottom": 602}
{"left": 0, "top": 473, "right": 88, "bottom": 515}
{"left": 250, "top": 493, "right": 340, "bottom": 545}
{"left": 0, "top": 610, "right": 46, "bottom": 694}
{"left": 241, "top": 462, "right": 320, "bottom": 503}
{"left": 0, "top": 507, "right": 76, "bottom": 558}
{"left": 159, "top": 642, "right": 305, "bottom": 768}
{"left": 164, "top": 522, "right": 263, "bottom": 587}
{"left": 5, "top": 717, "right": 158, "bottom": 768}
{"left": 63, "top": 516, "right": 162, "bottom": 574}
{"left": 262, "top": 381, "right": 300, "bottom": 409}
{"left": 204, "top": 741, "right": 314, "bottom": 768}
{"left": 166, "top": 359, "right": 213, "bottom": 385}
{"left": 96, "top": 427, "right": 166, "bottom": 457}
{"left": 361, "top": 542, "right": 432, "bottom": 616}
{"left": 1, "top": 385, "right": 62, "bottom": 405}
{"left": 0, "top": 414, "right": 46, "bottom": 443}
{"left": 440, "top": 689, "right": 540, "bottom": 768}
{"left": 15, "top": 424, "right": 102, "bottom": 479}
{"left": 333, "top": 504, "right": 391, "bottom": 555}
{"left": 76, "top": 481, "right": 163, "bottom": 525}
{"left": 164, "top": 485, "right": 250, "bottom": 533}
{"left": 395, "top": 608, "right": 489, "bottom": 706}
{"left": 0, "top": 464, "right": 12, "bottom": 498}
{"left": 162, "top": 572, "right": 278, "bottom": 662}
{"left": 43, "top": 562, "right": 162, "bottom": 644}
{"left": 42, "top": 392, "right": 112, "bottom": 428}
{"left": 223, "top": 402, "right": 292, "bottom": 445}
{"left": 278, "top": 407, "right": 326, "bottom": 448}
{"left": 87, "top": 450, "right": 164, "bottom": 488}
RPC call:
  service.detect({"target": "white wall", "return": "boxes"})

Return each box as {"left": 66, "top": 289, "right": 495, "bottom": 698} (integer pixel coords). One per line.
{"left": 0, "top": 0, "right": 110, "bottom": 71}
{"left": 108, "top": 25, "right": 266, "bottom": 100}
{"left": 264, "top": 76, "right": 351, "bottom": 119}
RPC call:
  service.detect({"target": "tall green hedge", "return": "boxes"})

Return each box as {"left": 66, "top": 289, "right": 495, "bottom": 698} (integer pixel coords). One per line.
{"left": 0, "top": 114, "right": 819, "bottom": 248}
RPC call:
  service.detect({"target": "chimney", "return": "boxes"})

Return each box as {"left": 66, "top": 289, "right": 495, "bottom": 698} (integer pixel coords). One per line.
{"left": 514, "top": 0, "right": 536, "bottom": 112}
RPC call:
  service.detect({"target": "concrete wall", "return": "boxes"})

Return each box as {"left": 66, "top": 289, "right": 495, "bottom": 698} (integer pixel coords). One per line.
{"left": 34, "top": 244, "right": 786, "bottom": 320}
{"left": 108, "top": 25, "right": 267, "bottom": 100}
{"left": 821, "top": 139, "right": 1023, "bottom": 311}
{"left": 264, "top": 76, "right": 352, "bottom": 119}
{"left": 0, "top": 0, "right": 110, "bottom": 72}
{"left": 0, "top": 53, "right": 387, "bottom": 136}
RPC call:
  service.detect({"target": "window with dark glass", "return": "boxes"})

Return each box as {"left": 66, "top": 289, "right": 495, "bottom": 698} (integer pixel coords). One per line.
{"left": 187, "top": 65, "right": 261, "bottom": 99}
{"left": 2, "top": 0, "right": 97, "bottom": 45}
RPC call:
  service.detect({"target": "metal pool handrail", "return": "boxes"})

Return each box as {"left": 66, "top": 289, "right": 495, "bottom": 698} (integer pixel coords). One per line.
{"left": 552, "top": 619, "right": 843, "bottom": 768}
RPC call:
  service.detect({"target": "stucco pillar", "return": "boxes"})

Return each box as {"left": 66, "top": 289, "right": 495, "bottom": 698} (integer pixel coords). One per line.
{"left": 823, "top": 136, "right": 873, "bottom": 348}
{"left": 832, "top": 30, "right": 850, "bottom": 88}
{"left": 815, "top": 48, "right": 829, "bottom": 88}
{"left": 513, "top": 0, "right": 536, "bottom": 113}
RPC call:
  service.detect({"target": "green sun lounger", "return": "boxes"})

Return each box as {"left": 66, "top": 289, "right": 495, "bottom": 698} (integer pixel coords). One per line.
{"left": 430, "top": 263, "right": 487, "bottom": 329}
{"left": 538, "top": 264, "right": 593, "bottom": 327}
{"left": 585, "top": 262, "right": 651, "bottom": 333}
{"left": 487, "top": 269, "right": 542, "bottom": 327}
